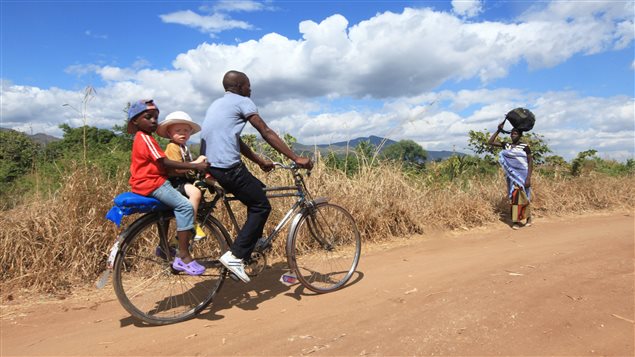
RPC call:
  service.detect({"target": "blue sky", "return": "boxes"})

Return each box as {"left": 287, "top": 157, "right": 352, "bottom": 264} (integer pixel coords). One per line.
{"left": 1, "top": 0, "right": 634, "bottom": 161}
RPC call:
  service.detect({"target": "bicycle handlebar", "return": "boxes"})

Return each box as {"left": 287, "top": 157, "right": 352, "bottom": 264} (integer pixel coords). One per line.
{"left": 272, "top": 162, "right": 296, "bottom": 170}
{"left": 272, "top": 162, "right": 312, "bottom": 176}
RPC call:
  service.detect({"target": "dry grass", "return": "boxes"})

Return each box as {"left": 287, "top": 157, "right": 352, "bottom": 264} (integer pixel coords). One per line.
{"left": 1, "top": 159, "right": 633, "bottom": 295}
{"left": 1, "top": 163, "right": 126, "bottom": 294}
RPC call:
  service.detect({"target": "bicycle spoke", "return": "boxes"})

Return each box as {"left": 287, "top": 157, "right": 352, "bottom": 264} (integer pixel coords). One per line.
{"left": 113, "top": 213, "right": 227, "bottom": 325}
{"left": 125, "top": 266, "right": 171, "bottom": 300}
{"left": 288, "top": 203, "right": 361, "bottom": 293}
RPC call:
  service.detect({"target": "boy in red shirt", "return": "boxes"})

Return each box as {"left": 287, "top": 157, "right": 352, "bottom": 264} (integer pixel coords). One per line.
{"left": 127, "top": 99, "right": 209, "bottom": 275}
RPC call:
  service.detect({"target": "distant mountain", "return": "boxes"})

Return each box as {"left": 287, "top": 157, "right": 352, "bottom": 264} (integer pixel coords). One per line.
{"left": 324, "top": 135, "right": 397, "bottom": 148}
{"left": 294, "top": 135, "right": 465, "bottom": 162}
{"left": 426, "top": 150, "right": 466, "bottom": 161}
{"left": 296, "top": 135, "right": 396, "bottom": 154}
{"left": 0, "top": 127, "right": 60, "bottom": 146}
{"left": 29, "top": 133, "right": 60, "bottom": 146}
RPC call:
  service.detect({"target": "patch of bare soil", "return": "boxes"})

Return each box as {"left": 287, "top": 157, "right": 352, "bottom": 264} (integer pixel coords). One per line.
{"left": 1, "top": 212, "right": 633, "bottom": 356}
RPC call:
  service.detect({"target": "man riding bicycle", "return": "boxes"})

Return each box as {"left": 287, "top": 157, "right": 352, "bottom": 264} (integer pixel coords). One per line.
{"left": 200, "top": 70, "right": 313, "bottom": 283}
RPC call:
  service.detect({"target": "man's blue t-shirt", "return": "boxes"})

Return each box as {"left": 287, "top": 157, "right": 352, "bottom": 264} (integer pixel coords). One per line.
{"left": 201, "top": 92, "right": 258, "bottom": 168}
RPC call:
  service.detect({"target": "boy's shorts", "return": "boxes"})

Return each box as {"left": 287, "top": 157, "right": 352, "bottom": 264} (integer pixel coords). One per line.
{"left": 168, "top": 177, "right": 194, "bottom": 196}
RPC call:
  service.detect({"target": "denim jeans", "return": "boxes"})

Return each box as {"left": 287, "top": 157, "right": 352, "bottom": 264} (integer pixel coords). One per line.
{"left": 150, "top": 180, "right": 194, "bottom": 232}
{"left": 210, "top": 162, "right": 271, "bottom": 259}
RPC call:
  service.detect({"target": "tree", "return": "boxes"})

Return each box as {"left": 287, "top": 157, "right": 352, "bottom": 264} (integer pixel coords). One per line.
{"left": 467, "top": 129, "right": 499, "bottom": 164}
{"left": 355, "top": 140, "right": 375, "bottom": 164}
{"left": 544, "top": 155, "right": 568, "bottom": 167}
{"left": 539, "top": 155, "right": 570, "bottom": 178}
{"left": 468, "top": 129, "right": 552, "bottom": 164}
{"left": 0, "top": 129, "right": 40, "bottom": 184}
{"left": 382, "top": 140, "right": 427, "bottom": 167}
{"left": 241, "top": 134, "right": 257, "bottom": 151}
{"left": 45, "top": 124, "right": 129, "bottom": 160}
{"left": 523, "top": 132, "right": 551, "bottom": 164}
{"left": 571, "top": 149, "right": 597, "bottom": 176}
{"left": 241, "top": 133, "right": 298, "bottom": 163}
{"left": 324, "top": 150, "right": 360, "bottom": 177}
{"left": 594, "top": 158, "right": 635, "bottom": 176}
{"left": 283, "top": 133, "right": 296, "bottom": 151}
{"left": 41, "top": 124, "right": 133, "bottom": 177}
{"left": 322, "top": 140, "right": 377, "bottom": 177}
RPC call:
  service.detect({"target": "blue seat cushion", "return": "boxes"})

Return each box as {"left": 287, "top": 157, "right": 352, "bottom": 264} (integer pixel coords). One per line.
{"left": 105, "top": 192, "right": 169, "bottom": 227}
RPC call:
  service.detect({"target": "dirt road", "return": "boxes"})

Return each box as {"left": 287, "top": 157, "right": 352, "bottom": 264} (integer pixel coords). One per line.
{"left": 2, "top": 213, "right": 634, "bottom": 356}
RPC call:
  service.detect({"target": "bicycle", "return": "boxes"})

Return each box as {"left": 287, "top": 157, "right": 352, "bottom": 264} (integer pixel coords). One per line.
{"left": 107, "top": 162, "right": 361, "bottom": 325}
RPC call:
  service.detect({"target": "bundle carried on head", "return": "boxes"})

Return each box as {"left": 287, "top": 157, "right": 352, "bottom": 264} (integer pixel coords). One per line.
{"left": 505, "top": 107, "right": 535, "bottom": 132}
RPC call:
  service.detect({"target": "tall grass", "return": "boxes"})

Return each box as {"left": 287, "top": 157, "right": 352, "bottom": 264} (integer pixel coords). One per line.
{"left": 1, "top": 163, "right": 126, "bottom": 293}
{"left": 1, "top": 159, "right": 633, "bottom": 294}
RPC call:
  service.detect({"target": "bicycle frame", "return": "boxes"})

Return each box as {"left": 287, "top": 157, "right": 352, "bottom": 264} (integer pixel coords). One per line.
{"left": 201, "top": 163, "right": 323, "bottom": 251}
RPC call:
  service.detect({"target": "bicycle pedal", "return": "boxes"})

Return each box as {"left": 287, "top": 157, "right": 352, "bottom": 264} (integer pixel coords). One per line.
{"left": 228, "top": 272, "right": 240, "bottom": 282}
{"left": 254, "top": 238, "right": 271, "bottom": 252}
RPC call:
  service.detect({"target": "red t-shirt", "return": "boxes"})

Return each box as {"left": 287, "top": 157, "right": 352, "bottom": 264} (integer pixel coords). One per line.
{"left": 129, "top": 131, "right": 167, "bottom": 195}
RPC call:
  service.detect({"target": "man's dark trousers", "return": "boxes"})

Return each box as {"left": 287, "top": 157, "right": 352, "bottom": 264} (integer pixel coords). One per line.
{"left": 209, "top": 162, "right": 271, "bottom": 259}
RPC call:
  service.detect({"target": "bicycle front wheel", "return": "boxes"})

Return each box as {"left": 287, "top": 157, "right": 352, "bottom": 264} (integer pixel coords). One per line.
{"left": 287, "top": 202, "right": 361, "bottom": 293}
{"left": 112, "top": 213, "right": 228, "bottom": 325}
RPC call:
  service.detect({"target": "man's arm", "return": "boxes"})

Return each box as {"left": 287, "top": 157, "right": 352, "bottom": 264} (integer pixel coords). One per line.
{"left": 239, "top": 138, "right": 273, "bottom": 172}
{"left": 247, "top": 113, "right": 313, "bottom": 169}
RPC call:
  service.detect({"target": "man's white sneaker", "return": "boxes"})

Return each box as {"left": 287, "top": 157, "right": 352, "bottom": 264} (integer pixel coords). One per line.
{"left": 219, "top": 251, "right": 250, "bottom": 283}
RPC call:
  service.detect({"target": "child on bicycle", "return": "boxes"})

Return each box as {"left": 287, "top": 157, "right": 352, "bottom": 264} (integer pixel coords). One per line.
{"left": 127, "top": 99, "right": 210, "bottom": 276}
{"left": 157, "top": 111, "right": 207, "bottom": 241}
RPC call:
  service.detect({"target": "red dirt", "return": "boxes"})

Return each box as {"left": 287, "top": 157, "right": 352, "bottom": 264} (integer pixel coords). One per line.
{"left": 1, "top": 212, "right": 634, "bottom": 356}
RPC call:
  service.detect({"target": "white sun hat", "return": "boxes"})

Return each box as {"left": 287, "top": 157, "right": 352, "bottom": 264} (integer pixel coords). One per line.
{"left": 156, "top": 111, "right": 201, "bottom": 138}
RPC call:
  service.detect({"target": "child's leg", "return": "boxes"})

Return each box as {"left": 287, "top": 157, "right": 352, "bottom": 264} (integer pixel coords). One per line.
{"left": 150, "top": 181, "right": 196, "bottom": 262}
{"left": 184, "top": 184, "right": 206, "bottom": 239}
{"left": 183, "top": 183, "right": 201, "bottom": 219}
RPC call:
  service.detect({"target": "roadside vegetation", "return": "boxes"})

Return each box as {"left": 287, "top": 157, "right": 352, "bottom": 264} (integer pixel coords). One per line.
{"left": 1, "top": 124, "right": 633, "bottom": 294}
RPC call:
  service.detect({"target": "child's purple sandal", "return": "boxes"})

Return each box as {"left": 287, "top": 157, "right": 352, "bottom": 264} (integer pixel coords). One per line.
{"left": 172, "top": 257, "right": 206, "bottom": 276}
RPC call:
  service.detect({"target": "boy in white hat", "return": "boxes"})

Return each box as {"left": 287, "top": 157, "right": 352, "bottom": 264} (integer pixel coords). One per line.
{"left": 157, "top": 111, "right": 207, "bottom": 240}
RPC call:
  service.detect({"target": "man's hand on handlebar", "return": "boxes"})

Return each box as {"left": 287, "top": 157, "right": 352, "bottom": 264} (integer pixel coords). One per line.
{"left": 259, "top": 158, "right": 275, "bottom": 172}
{"left": 294, "top": 156, "right": 313, "bottom": 170}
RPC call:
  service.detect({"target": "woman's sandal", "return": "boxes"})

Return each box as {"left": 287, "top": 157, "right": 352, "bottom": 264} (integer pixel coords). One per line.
{"left": 172, "top": 257, "right": 206, "bottom": 276}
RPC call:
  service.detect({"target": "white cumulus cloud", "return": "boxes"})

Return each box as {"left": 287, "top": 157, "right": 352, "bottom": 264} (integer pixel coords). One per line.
{"left": 211, "top": 0, "right": 271, "bottom": 12}
{"left": 451, "top": 0, "right": 483, "bottom": 18}
{"left": 159, "top": 10, "right": 253, "bottom": 36}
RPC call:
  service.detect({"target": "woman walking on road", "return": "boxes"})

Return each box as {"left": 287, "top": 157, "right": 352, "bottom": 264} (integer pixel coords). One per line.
{"left": 489, "top": 122, "right": 533, "bottom": 229}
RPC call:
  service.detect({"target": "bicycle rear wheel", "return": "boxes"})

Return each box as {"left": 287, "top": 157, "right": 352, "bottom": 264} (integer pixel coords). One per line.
{"left": 287, "top": 202, "right": 361, "bottom": 293}
{"left": 112, "top": 213, "right": 228, "bottom": 325}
